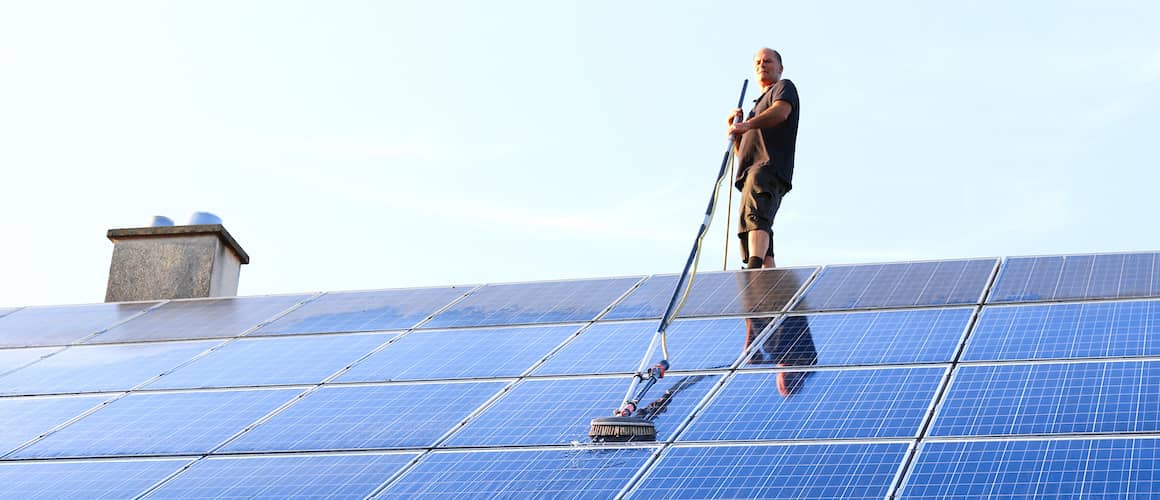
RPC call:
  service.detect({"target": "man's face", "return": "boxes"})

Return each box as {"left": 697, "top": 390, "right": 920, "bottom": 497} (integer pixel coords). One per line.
{"left": 754, "top": 50, "right": 782, "bottom": 85}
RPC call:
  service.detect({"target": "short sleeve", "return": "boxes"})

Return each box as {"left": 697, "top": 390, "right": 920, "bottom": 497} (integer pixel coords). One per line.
{"left": 770, "top": 80, "right": 798, "bottom": 108}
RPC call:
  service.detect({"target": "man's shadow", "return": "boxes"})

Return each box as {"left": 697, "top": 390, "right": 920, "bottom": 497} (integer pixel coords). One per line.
{"left": 745, "top": 315, "right": 817, "bottom": 396}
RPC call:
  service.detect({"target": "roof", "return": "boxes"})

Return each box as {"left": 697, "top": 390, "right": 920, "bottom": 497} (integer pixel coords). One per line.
{"left": 1, "top": 251, "right": 1159, "bottom": 497}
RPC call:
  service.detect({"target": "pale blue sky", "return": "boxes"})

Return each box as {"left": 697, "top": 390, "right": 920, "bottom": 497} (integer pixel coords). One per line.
{"left": 2, "top": 1, "right": 1158, "bottom": 307}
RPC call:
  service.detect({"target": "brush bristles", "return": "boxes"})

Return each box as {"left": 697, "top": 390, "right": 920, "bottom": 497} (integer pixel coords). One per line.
{"left": 589, "top": 416, "right": 657, "bottom": 442}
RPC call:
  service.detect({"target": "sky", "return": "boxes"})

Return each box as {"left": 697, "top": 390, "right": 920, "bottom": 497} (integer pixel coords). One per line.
{"left": 2, "top": 1, "right": 1158, "bottom": 307}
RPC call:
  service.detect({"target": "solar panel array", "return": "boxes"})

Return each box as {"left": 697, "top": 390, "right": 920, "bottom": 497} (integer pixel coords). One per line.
{"left": 2, "top": 251, "right": 1160, "bottom": 498}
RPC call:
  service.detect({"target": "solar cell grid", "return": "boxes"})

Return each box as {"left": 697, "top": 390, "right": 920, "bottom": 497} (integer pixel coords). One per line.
{"left": 0, "top": 458, "right": 192, "bottom": 500}
{"left": 603, "top": 268, "right": 814, "bottom": 320}
{"left": 931, "top": 360, "right": 1160, "bottom": 437}
{"left": 422, "top": 277, "right": 641, "bottom": 328}
{"left": 146, "top": 453, "right": 418, "bottom": 499}
{"left": 11, "top": 388, "right": 301, "bottom": 458}
{"left": 380, "top": 448, "right": 653, "bottom": 498}
{"left": 0, "top": 340, "right": 220, "bottom": 396}
{"left": 742, "top": 308, "right": 971, "bottom": 368}
{"left": 792, "top": 259, "right": 995, "bottom": 311}
{"left": 964, "top": 299, "right": 1160, "bottom": 361}
{"left": 989, "top": 252, "right": 1160, "bottom": 303}
{"left": 444, "top": 375, "right": 719, "bottom": 447}
{"left": 86, "top": 295, "right": 308, "bottom": 344}
{"left": 0, "top": 394, "right": 110, "bottom": 457}
{"left": 221, "top": 381, "right": 507, "bottom": 452}
{"left": 337, "top": 325, "right": 579, "bottom": 382}
{"left": 0, "top": 302, "right": 157, "bottom": 348}
{"left": 627, "top": 443, "right": 909, "bottom": 499}
{"left": 145, "top": 333, "right": 394, "bottom": 390}
{"left": 534, "top": 317, "right": 763, "bottom": 376}
{"left": 254, "top": 286, "right": 470, "bottom": 336}
{"left": 680, "top": 367, "right": 945, "bottom": 441}
{"left": 900, "top": 438, "right": 1160, "bottom": 499}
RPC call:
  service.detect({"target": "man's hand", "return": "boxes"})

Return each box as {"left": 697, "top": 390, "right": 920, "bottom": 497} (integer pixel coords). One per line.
{"left": 728, "top": 120, "right": 752, "bottom": 137}
{"left": 727, "top": 108, "right": 746, "bottom": 139}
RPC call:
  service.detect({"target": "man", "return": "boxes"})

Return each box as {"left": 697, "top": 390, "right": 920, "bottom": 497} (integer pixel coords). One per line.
{"left": 728, "top": 48, "right": 800, "bottom": 269}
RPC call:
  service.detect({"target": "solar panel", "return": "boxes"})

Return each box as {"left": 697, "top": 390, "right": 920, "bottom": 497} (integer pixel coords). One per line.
{"left": 421, "top": 277, "right": 641, "bottom": 329}
{"left": 900, "top": 438, "right": 1160, "bottom": 498}
{"left": 145, "top": 333, "right": 394, "bottom": 390}
{"left": 11, "top": 388, "right": 301, "bottom": 458}
{"left": 444, "top": 375, "right": 720, "bottom": 447}
{"left": 220, "top": 381, "right": 507, "bottom": 453}
{"left": 792, "top": 259, "right": 996, "bottom": 312}
{"left": 603, "top": 268, "right": 815, "bottom": 320}
{"left": 0, "top": 302, "right": 157, "bottom": 348}
{"left": 930, "top": 360, "right": 1160, "bottom": 437}
{"left": 146, "top": 453, "right": 418, "bottom": 498}
{"left": 380, "top": 447, "right": 653, "bottom": 498}
{"left": 0, "top": 395, "right": 109, "bottom": 457}
{"left": 680, "top": 367, "right": 945, "bottom": 441}
{"left": 85, "top": 295, "right": 308, "bottom": 344}
{"left": 964, "top": 299, "right": 1160, "bottom": 361}
{"left": 0, "top": 346, "right": 58, "bottom": 377}
{"left": 253, "top": 286, "right": 470, "bottom": 336}
{"left": 336, "top": 325, "right": 579, "bottom": 382}
{"left": 0, "top": 340, "right": 220, "bottom": 396}
{"left": 0, "top": 307, "right": 19, "bottom": 318}
{"left": 627, "top": 443, "right": 909, "bottom": 499}
{"left": 989, "top": 252, "right": 1160, "bottom": 303}
{"left": 742, "top": 308, "right": 972, "bottom": 368}
{"left": 533, "top": 318, "right": 761, "bottom": 376}
{"left": 0, "top": 458, "right": 192, "bottom": 499}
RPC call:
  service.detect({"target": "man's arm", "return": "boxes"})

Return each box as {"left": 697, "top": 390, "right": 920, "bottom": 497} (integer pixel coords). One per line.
{"left": 728, "top": 100, "right": 793, "bottom": 135}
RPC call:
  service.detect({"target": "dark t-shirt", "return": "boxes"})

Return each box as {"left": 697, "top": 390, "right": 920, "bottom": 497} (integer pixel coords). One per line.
{"left": 735, "top": 78, "right": 800, "bottom": 192}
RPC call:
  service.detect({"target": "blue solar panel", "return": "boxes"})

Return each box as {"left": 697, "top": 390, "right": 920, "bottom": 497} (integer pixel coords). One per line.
{"left": 0, "top": 340, "right": 219, "bottom": 396}
{"left": 445, "top": 375, "right": 719, "bottom": 447}
{"left": 931, "top": 360, "right": 1160, "bottom": 437}
{"left": 964, "top": 300, "right": 1160, "bottom": 361}
{"left": 628, "top": 443, "right": 909, "bottom": 499}
{"left": 0, "top": 346, "right": 57, "bottom": 377}
{"left": 900, "top": 438, "right": 1160, "bottom": 499}
{"left": 0, "top": 302, "right": 157, "bottom": 348}
{"left": 0, "top": 395, "right": 109, "bottom": 457}
{"left": 145, "top": 333, "right": 394, "bottom": 390}
{"left": 146, "top": 453, "right": 418, "bottom": 498}
{"left": 86, "top": 295, "right": 308, "bottom": 344}
{"left": 253, "top": 286, "right": 470, "bottom": 335}
{"left": 381, "top": 447, "right": 652, "bottom": 498}
{"left": 603, "top": 268, "right": 815, "bottom": 320}
{"left": 11, "top": 388, "right": 300, "bottom": 458}
{"left": 989, "top": 252, "right": 1160, "bottom": 303}
{"left": 0, "top": 458, "right": 191, "bottom": 499}
{"left": 680, "top": 367, "right": 945, "bottom": 441}
{"left": 792, "top": 259, "right": 996, "bottom": 311}
{"left": 221, "top": 381, "right": 507, "bottom": 452}
{"left": 337, "top": 325, "right": 578, "bottom": 382}
{"left": 422, "top": 277, "right": 641, "bottom": 328}
{"left": 742, "top": 308, "right": 972, "bottom": 368}
{"left": 0, "top": 307, "right": 19, "bottom": 318}
{"left": 534, "top": 318, "right": 760, "bottom": 376}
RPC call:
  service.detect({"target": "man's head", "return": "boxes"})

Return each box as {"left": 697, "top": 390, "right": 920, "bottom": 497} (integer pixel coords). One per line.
{"left": 754, "top": 48, "right": 783, "bottom": 87}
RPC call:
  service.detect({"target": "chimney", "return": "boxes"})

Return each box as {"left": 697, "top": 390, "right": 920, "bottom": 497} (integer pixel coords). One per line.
{"left": 104, "top": 213, "right": 250, "bottom": 303}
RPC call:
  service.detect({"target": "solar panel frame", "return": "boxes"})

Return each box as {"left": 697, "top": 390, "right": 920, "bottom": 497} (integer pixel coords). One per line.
{"left": 963, "top": 298, "right": 1160, "bottom": 362}
{"left": 83, "top": 294, "right": 312, "bottom": 345}
{"left": 252, "top": 285, "right": 475, "bottom": 336}
{"left": 0, "top": 301, "right": 159, "bottom": 348}
{"left": 0, "top": 457, "right": 193, "bottom": 499}
{"left": 420, "top": 276, "right": 645, "bottom": 329}
{"left": 988, "top": 251, "right": 1160, "bottom": 304}
{"left": 791, "top": 258, "right": 998, "bottom": 312}
{"left": 626, "top": 441, "right": 912, "bottom": 500}
{"left": 603, "top": 267, "right": 818, "bottom": 320}
{"left": 142, "top": 452, "right": 420, "bottom": 499}
{"left": 0, "top": 339, "right": 222, "bottom": 396}
{"left": 739, "top": 307, "right": 975, "bottom": 369}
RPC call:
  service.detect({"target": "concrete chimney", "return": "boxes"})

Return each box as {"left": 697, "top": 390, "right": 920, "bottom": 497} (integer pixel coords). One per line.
{"left": 104, "top": 224, "right": 250, "bottom": 303}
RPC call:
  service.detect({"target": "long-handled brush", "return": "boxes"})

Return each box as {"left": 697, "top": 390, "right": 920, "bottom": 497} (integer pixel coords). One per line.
{"left": 590, "top": 79, "right": 749, "bottom": 442}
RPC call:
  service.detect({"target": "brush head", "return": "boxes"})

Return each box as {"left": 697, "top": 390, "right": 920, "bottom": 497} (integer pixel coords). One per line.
{"left": 589, "top": 416, "right": 657, "bottom": 442}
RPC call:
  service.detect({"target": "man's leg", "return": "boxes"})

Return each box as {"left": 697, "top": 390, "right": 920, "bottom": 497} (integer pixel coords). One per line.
{"left": 747, "top": 229, "right": 770, "bottom": 269}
